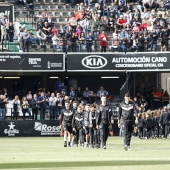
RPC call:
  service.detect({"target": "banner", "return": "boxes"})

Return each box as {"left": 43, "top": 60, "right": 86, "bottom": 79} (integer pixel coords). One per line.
{"left": 0, "top": 5, "right": 14, "bottom": 23}
{"left": 67, "top": 52, "right": 170, "bottom": 72}
{"left": 0, "top": 53, "right": 65, "bottom": 72}
{"left": 0, "top": 120, "right": 60, "bottom": 137}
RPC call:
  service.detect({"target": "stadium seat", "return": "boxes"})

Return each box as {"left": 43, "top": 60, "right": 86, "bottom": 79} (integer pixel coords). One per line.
{"left": 63, "top": 12, "right": 70, "bottom": 17}
{"left": 53, "top": 0, "right": 60, "bottom": 3}
{"left": 37, "top": 0, "right": 44, "bottom": 3}
{"left": 58, "top": 5, "right": 64, "bottom": 11}
{"left": 55, "top": 12, "right": 61, "bottom": 17}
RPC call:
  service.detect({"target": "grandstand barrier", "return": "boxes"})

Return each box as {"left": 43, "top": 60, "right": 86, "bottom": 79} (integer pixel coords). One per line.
{"left": 0, "top": 52, "right": 65, "bottom": 72}
{"left": 67, "top": 52, "right": 170, "bottom": 72}
{"left": 0, "top": 120, "right": 119, "bottom": 137}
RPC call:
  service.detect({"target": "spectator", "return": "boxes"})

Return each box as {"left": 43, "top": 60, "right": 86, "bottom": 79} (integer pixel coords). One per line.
{"left": 141, "top": 8, "right": 150, "bottom": 20}
{"left": 58, "top": 25, "right": 64, "bottom": 37}
{"left": 51, "top": 25, "right": 58, "bottom": 36}
{"left": 130, "top": 34, "right": 138, "bottom": 52}
{"left": 107, "top": 17, "right": 114, "bottom": 31}
{"left": 75, "top": 9, "right": 84, "bottom": 21}
{"left": 21, "top": 96, "right": 32, "bottom": 120}
{"left": 69, "top": 86, "right": 76, "bottom": 101}
{"left": 59, "top": 36, "right": 68, "bottom": 54}
{"left": 138, "top": 33, "right": 145, "bottom": 52}
{"left": 75, "top": 24, "right": 82, "bottom": 36}
{"left": 12, "top": 95, "right": 20, "bottom": 120}
{"left": 80, "top": 17, "right": 90, "bottom": 37}
{"left": 23, "top": 28, "right": 30, "bottom": 52}
{"left": 111, "top": 34, "right": 119, "bottom": 52}
{"left": 76, "top": 87, "right": 83, "bottom": 104}
{"left": 26, "top": 90, "right": 32, "bottom": 103}
{"left": 160, "top": 28, "right": 169, "bottom": 51}
{"left": 0, "top": 95, "right": 8, "bottom": 120}
{"left": 42, "top": 9, "right": 49, "bottom": 21}
{"left": 43, "top": 22, "right": 51, "bottom": 36}
{"left": 30, "top": 94, "right": 38, "bottom": 120}
{"left": 88, "top": 91, "right": 97, "bottom": 104}
{"left": 150, "top": 28, "right": 158, "bottom": 52}
{"left": 117, "top": 15, "right": 126, "bottom": 30}
{"left": 83, "top": 87, "right": 90, "bottom": 102}
{"left": 8, "top": 22, "right": 14, "bottom": 42}
{"left": 24, "top": 0, "right": 34, "bottom": 11}
{"left": 29, "top": 29, "right": 38, "bottom": 44}
{"left": 78, "top": 32, "right": 85, "bottom": 52}
{"left": 108, "top": 2, "right": 118, "bottom": 18}
{"left": 98, "top": 30, "right": 108, "bottom": 52}
{"left": 68, "top": 16, "right": 77, "bottom": 31}
{"left": 99, "top": 16, "right": 107, "bottom": 32}
{"left": 52, "top": 33, "right": 59, "bottom": 53}
{"left": 118, "top": 36, "right": 128, "bottom": 54}
{"left": 64, "top": 22, "right": 72, "bottom": 39}
{"left": 70, "top": 32, "right": 77, "bottom": 52}
{"left": 86, "top": 32, "right": 94, "bottom": 52}
{"left": 17, "top": 26, "right": 23, "bottom": 51}
{"left": 97, "top": 86, "right": 108, "bottom": 99}
{"left": 36, "top": 29, "right": 47, "bottom": 45}
{"left": 38, "top": 92, "right": 47, "bottom": 120}
{"left": 158, "top": 1, "right": 166, "bottom": 18}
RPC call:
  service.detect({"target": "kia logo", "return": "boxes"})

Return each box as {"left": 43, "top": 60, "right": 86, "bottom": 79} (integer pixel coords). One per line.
{"left": 82, "top": 55, "right": 107, "bottom": 69}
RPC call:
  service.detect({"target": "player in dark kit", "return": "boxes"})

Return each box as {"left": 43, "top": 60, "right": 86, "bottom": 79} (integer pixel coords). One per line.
{"left": 118, "top": 93, "right": 138, "bottom": 151}
{"left": 159, "top": 106, "right": 170, "bottom": 139}
{"left": 60, "top": 101, "right": 74, "bottom": 147}
{"left": 97, "top": 95, "right": 112, "bottom": 149}
{"left": 83, "top": 104, "right": 90, "bottom": 147}
{"left": 72, "top": 106, "right": 85, "bottom": 146}
{"left": 89, "top": 104, "right": 99, "bottom": 148}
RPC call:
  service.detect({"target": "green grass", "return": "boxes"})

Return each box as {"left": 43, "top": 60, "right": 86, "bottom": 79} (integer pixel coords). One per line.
{"left": 0, "top": 137, "right": 170, "bottom": 170}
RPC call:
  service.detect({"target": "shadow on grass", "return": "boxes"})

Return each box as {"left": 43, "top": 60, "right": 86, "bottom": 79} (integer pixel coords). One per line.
{"left": 0, "top": 161, "right": 170, "bottom": 169}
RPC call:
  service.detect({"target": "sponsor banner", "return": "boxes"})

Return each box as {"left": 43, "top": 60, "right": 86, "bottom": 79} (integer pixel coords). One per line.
{"left": 0, "top": 120, "right": 60, "bottom": 137}
{"left": 0, "top": 120, "right": 120, "bottom": 137}
{"left": 0, "top": 5, "right": 14, "bottom": 23}
{"left": 0, "top": 53, "right": 65, "bottom": 72}
{"left": 67, "top": 53, "right": 170, "bottom": 72}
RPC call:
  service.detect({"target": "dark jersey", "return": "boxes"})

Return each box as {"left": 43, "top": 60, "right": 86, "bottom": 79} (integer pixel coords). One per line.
{"left": 89, "top": 111, "right": 98, "bottom": 127}
{"left": 72, "top": 112, "right": 84, "bottom": 130}
{"left": 118, "top": 101, "right": 135, "bottom": 121}
{"left": 97, "top": 104, "right": 112, "bottom": 125}
{"left": 83, "top": 111, "right": 90, "bottom": 127}
{"left": 60, "top": 109, "right": 74, "bottom": 125}
{"left": 160, "top": 110, "right": 170, "bottom": 125}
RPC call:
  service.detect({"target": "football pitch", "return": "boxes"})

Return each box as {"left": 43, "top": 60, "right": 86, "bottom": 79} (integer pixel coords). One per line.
{"left": 0, "top": 137, "right": 170, "bottom": 170}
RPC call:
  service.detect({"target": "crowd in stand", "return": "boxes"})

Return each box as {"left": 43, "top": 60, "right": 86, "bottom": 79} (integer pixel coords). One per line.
{"left": 33, "top": 0, "right": 170, "bottom": 53}
{"left": 1, "top": 0, "right": 170, "bottom": 52}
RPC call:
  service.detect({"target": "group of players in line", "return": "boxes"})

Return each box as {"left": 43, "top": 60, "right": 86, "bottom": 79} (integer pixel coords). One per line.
{"left": 60, "top": 94, "right": 170, "bottom": 150}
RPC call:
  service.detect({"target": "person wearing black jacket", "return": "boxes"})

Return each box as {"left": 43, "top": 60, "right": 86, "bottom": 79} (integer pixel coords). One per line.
{"left": 138, "top": 33, "right": 145, "bottom": 52}
{"left": 145, "top": 113, "right": 153, "bottom": 139}
{"left": 72, "top": 106, "right": 84, "bottom": 147}
{"left": 159, "top": 106, "right": 170, "bottom": 139}
{"left": 0, "top": 95, "right": 8, "bottom": 120}
{"left": 160, "top": 28, "right": 169, "bottom": 51}
{"left": 137, "top": 113, "right": 144, "bottom": 139}
{"left": 89, "top": 104, "right": 99, "bottom": 148}
{"left": 60, "top": 101, "right": 74, "bottom": 147}
{"left": 37, "top": 92, "right": 47, "bottom": 120}
{"left": 30, "top": 94, "right": 38, "bottom": 120}
{"left": 97, "top": 95, "right": 112, "bottom": 149}
{"left": 153, "top": 112, "right": 160, "bottom": 138}
{"left": 150, "top": 28, "right": 158, "bottom": 52}
{"left": 118, "top": 93, "right": 138, "bottom": 151}
{"left": 70, "top": 32, "right": 77, "bottom": 52}
{"left": 83, "top": 104, "right": 90, "bottom": 147}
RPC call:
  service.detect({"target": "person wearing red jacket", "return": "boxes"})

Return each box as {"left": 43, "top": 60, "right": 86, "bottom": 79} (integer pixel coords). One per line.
{"left": 98, "top": 31, "right": 108, "bottom": 52}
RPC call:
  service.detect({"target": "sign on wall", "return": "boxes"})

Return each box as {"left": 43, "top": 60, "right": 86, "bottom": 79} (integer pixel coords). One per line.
{"left": 0, "top": 53, "right": 65, "bottom": 72}
{"left": 0, "top": 120, "right": 60, "bottom": 137}
{"left": 0, "top": 5, "right": 14, "bottom": 23}
{"left": 67, "top": 53, "right": 170, "bottom": 72}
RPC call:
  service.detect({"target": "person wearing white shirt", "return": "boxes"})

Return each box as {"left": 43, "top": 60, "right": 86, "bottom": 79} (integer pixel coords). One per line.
{"left": 97, "top": 86, "right": 108, "bottom": 99}
{"left": 49, "top": 93, "right": 57, "bottom": 120}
